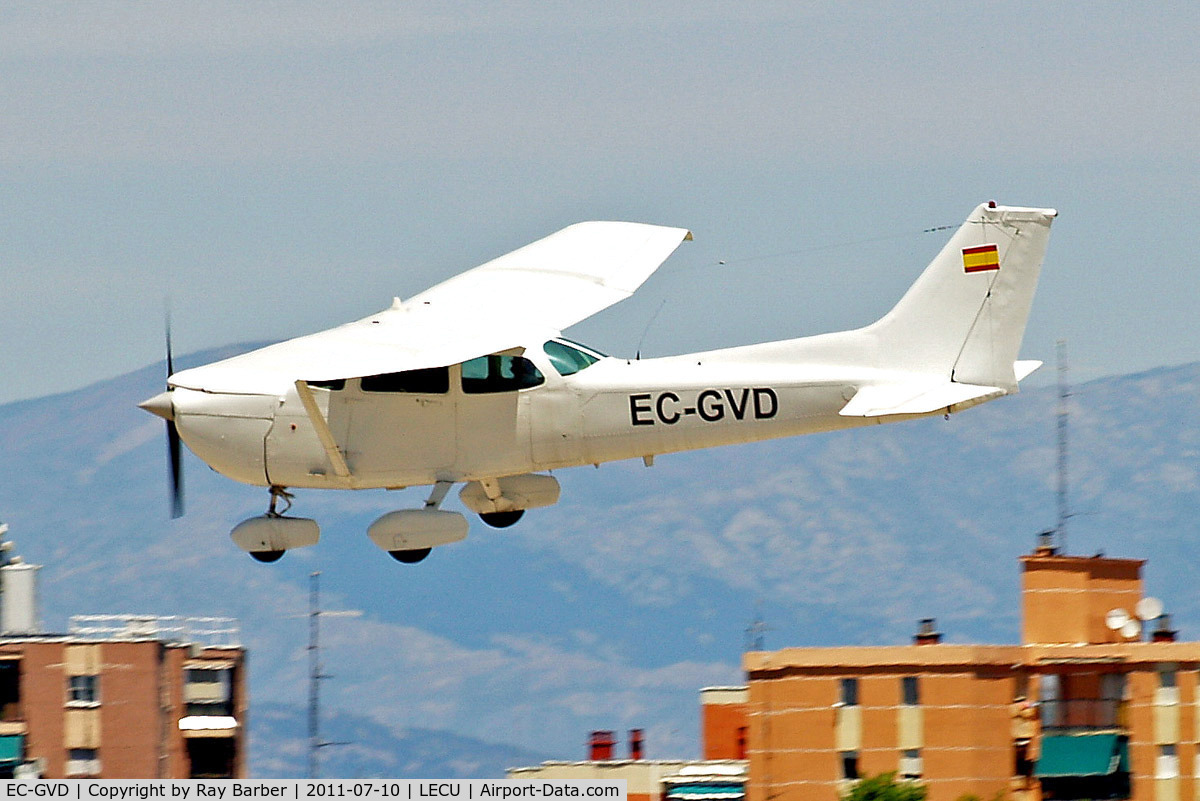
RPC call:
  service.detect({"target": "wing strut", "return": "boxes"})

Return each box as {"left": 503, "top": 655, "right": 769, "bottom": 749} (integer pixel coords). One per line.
{"left": 293, "top": 381, "right": 352, "bottom": 479}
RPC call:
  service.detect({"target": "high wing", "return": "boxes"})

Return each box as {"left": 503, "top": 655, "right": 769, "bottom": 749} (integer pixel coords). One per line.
{"left": 169, "top": 221, "right": 691, "bottom": 395}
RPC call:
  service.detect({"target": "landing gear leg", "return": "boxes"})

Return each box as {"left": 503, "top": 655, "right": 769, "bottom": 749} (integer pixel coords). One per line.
{"left": 424, "top": 480, "right": 454, "bottom": 510}
{"left": 267, "top": 485, "right": 295, "bottom": 518}
{"left": 476, "top": 478, "right": 525, "bottom": 528}
{"left": 247, "top": 486, "right": 295, "bottom": 563}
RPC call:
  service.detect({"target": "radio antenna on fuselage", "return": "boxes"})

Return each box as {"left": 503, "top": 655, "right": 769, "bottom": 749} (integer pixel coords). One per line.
{"left": 635, "top": 299, "right": 668, "bottom": 360}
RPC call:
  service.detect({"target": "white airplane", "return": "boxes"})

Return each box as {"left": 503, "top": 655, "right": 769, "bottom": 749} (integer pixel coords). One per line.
{"left": 140, "top": 201, "right": 1056, "bottom": 564}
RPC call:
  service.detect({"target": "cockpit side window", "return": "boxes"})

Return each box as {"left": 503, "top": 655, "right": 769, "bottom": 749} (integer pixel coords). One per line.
{"left": 307, "top": 378, "right": 346, "bottom": 391}
{"left": 543, "top": 339, "right": 602, "bottom": 376}
{"left": 361, "top": 366, "right": 449, "bottom": 394}
{"left": 461, "top": 355, "right": 544, "bottom": 393}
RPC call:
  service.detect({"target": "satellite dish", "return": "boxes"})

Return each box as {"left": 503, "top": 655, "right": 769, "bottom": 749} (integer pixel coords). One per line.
{"left": 1136, "top": 597, "right": 1164, "bottom": 621}
{"left": 1105, "top": 608, "right": 1130, "bottom": 631}
{"left": 1120, "top": 619, "right": 1141, "bottom": 639}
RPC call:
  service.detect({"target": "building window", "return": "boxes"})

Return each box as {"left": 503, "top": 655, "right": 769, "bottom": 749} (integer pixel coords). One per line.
{"left": 185, "top": 668, "right": 233, "bottom": 716}
{"left": 1156, "top": 665, "right": 1180, "bottom": 706}
{"left": 1157, "top": 744, "right": 1179, "bottom": 779}
{"left": 65, "top": 748, "right": 100, "bottom": 777}
{"left": 67, "top": 675, "right": 98, "bottom": 705}
{"left": 1015, "top": 740, "right": 1034, "bottom": 778}
{"left": 839, "top": 678, "right": 859, "bottom": 706}
{"left": 0, "top": 663, "right": 19, "bottom": 722}
{"left": 901, "top": 676, "right": 920, "bottom": 706}
{"left": 840, "top": 751, "right": 859, "bottom": 780}
{"left": 899, "top": 748, "right": 921, "bottom": 779}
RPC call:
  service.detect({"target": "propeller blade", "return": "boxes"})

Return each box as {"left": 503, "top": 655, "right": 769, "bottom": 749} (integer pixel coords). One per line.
{"left": 165, "top": 309, "right": 184, "bottom": 518}
{"left": 166, "top": 314, "right": 175, "bottom": 378}
{"left": 168, "top": 419, "right": 184, "bottom": 518}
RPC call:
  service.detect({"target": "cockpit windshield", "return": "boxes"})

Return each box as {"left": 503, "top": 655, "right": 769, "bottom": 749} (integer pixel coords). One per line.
{"left": 543, "top": 339, "right": 604, "bottom": 376}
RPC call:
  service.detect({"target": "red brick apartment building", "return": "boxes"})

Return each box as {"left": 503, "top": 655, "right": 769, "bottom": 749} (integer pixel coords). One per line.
{"left": 0, "top": 523, "right": 246, "bottom": 779}
{"left": 742, "top": 540, "right": 1195, "bottom": 801}
{"left": 511, "top": 539, "right": 1196, "bottom": 801}
{"left": 0, "top": 616, "right": 247, "bottom": 779}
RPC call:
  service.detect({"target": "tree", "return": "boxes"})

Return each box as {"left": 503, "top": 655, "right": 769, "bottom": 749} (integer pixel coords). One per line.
{"left": 842, "top": 772, "right": 928, "bottom": 801}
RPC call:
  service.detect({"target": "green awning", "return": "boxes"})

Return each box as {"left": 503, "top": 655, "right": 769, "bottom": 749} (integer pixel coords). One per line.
{"left": 1036, "top": 734, "right": 1128, "bottom": 778}
{"left": 665, "top": 784, "right": 744, "bottom": 800}
{"left": 0, "top": 735, "right": 24, "bottom": 765}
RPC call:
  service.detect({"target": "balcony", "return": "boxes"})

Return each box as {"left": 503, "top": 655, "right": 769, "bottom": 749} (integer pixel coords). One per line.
{"left": 1039, "top": 699, "right": 1127, "bottom": 733}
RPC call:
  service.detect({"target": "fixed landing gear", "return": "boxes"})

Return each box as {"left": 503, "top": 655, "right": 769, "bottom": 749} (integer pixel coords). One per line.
{"left": 231, "top": 486, "right": 319, "bottom": 563}
{"left": 388, "top": 548, "right": 432, "bottom": 564}
{"left": 479, "top": 509, "right": 524, "bottom": 528}
{"left": 368, "top": 481, "right": 468, "bottom": 564}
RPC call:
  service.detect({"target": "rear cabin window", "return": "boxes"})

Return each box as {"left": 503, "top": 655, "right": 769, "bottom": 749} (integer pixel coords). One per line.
{"left": 307, "top": 379, "right": 345, "bottom": 391}
{"left": 361, "top": 367, "right": 449, "bottom": 394}
{"left": 543, "top": 340, "right": 602, "bottom": 376}
{"left": 461, "top": 355, "right": 544, "bottom": 393}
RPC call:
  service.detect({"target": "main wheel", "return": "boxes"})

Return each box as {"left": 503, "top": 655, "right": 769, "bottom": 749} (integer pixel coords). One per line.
{"left": 250, "top": 550, "right": 285, "bottom": 563}
{"left": 389, "top": 547, "right": 432, "bottom": 564}
{"left": 480, "top": 509, "right": 525, "bottom": 528}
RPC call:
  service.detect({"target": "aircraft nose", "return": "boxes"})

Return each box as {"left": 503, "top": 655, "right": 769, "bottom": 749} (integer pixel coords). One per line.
{"left": 139, "top": 390, "right": 175, "bottom": 421}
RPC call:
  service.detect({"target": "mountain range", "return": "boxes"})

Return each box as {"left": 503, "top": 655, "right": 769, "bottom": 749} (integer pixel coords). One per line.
{"left": 2, "top": 346, "right": 1199, "bottom": 776}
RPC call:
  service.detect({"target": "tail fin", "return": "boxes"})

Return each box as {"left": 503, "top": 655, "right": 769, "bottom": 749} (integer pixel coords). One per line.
{"left": 865, "top": 202, "right": 1056, "bottom": 390}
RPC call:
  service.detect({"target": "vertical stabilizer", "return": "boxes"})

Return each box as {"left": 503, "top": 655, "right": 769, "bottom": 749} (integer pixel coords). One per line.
{"left": 865, "top": 203, "right": 1056, "bottom": 390}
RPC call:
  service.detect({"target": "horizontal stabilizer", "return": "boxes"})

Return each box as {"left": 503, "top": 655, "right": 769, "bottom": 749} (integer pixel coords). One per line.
{"left": 1014, "top": 360, "right": 1042, "bottom": 381}
{"left": 839, "top": 381, "right": 1006, "bottom": 418}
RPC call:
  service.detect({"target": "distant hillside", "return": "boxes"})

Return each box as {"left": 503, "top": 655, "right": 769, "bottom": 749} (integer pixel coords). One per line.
{"left": 252, "top": 704, "right": 550, "bottom": 779}
{"left": 2, "top": 350, "right": 1199, "bottom": 775}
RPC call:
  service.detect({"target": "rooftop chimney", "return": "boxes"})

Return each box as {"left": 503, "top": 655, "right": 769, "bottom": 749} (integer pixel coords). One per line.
{"left": 914, "top": 618, "right": 942, "bottom": 645}
{"left": 589, "top": 730, "right": 615, "bottom": 761}
{"left": 628, "top": 729, "right": 644, "bottom": 760}
{"left": 1152, "top": 614, "right": 1178, "bottom": 643}
{"left": 1035, "top": 530, "right": 1059, "bottom": 557}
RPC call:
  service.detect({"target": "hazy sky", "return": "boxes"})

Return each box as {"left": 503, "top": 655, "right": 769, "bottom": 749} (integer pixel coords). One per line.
{"left": 2, "top": 2, "right": 1198, "bottom": 404}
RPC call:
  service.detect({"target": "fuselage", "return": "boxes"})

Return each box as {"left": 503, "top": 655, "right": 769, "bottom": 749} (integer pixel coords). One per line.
{"left": 169, "top": 336, "right": 908, "bottom": 491}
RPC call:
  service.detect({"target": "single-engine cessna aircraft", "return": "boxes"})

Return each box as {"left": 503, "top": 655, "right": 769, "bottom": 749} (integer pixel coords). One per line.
{"left": 140, "top": 201, "right": 1056, "bottom": 564}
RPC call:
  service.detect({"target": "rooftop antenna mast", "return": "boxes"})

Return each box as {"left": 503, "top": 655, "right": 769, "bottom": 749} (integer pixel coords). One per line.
{"left": 307, "top": 571, "right": 357, "bottom": 778}
{"left": 1055, "top": 340, "right": 1071, "bottom": 554}
{"left": 745, "top": 601, "right": 771, "bottom": 652}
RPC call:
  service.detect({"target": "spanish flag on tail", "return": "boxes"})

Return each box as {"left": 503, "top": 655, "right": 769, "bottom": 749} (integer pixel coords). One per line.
{"left": 962, "top": 244, "right": 1000, "bottom": 273}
